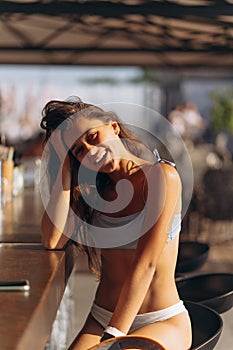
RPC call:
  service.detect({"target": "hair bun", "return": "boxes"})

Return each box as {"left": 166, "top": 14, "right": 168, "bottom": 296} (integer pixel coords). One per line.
{"left": 65, "top": 96, "right": 83, "bottom": 103}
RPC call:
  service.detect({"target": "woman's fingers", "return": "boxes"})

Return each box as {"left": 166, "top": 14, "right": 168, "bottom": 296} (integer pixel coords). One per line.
{"left": 49, "top": 130, "right": 72, "bottom": 189}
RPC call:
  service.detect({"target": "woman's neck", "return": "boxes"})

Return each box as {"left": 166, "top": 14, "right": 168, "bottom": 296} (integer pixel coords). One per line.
{"left": 107, "top": 153, "right": 151, "bottom": 185}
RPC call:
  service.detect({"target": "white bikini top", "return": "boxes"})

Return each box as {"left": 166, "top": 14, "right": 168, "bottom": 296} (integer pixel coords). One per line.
{"left": 92, "top": 210, "right": 181, "bottom": 249}
{"left": 90, "top": 150, "right": 181, "bottom": 249}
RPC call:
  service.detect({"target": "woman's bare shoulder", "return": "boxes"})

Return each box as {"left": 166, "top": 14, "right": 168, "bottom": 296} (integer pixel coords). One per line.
{"left": 160, "top": 162, "right": 181, "bottom": 183}
{"left": 145, "top": 161, "right": 181, "bottom": 187}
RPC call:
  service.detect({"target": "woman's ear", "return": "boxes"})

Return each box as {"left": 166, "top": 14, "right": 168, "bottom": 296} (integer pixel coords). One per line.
{"left": 111, "top": 121, "right": 120, "bottom": 135}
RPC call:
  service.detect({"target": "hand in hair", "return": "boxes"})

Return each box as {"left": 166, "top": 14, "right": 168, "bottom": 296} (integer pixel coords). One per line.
{"left": 50, "top": 129, "right": 71, "bottom": 191}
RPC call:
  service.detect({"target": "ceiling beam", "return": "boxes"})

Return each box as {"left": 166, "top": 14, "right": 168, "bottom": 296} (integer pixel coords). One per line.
{"left": 0, "top": 60, "right": 231, "bottom": 69}
{"left": 1, "top": 1, "right": 232, "bottom": 19}
{"left": 0, "top": 46, "right": 231, "bottom": 54}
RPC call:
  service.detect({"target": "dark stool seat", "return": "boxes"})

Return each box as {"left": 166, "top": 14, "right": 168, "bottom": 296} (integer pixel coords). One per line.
{"left": 178, "top": 273, "right": 233, "bottom": 314}
{"left": 186, "top": 301, "right": 223, "bottom": 350}
{"left": 176, "top": 241, "right": 210, "bottom": 273}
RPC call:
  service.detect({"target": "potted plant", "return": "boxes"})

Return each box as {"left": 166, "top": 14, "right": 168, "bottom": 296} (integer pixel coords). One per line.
{"left": 209, "top": 88, "right": 233, "bottom": 134}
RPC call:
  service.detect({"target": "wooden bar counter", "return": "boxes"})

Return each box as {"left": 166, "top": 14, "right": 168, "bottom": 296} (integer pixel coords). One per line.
{"left": 0, "top": 187, "right": 75, "bottom": 350}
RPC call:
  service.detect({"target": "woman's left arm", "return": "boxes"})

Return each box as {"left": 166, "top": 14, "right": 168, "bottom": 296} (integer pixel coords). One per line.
{"left": 107, "top": 163, "right": 182, "bottom": 334}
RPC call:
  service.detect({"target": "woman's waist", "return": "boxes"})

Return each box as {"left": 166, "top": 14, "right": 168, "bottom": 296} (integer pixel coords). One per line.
{"left": 94, "top": 278, "right": 122, "bottom": 309}
{"left": 94, "top": 278, "right": 179, "bottom": 314}
{"left": 99, "top": 260, "right": 176, "bottom": 290}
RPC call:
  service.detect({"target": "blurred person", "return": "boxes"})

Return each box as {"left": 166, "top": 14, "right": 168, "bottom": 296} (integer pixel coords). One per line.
{"left": 168, "top": 104, "right": 186, "bottom": 138}
{"left": 168, "top": 103, "right": 206, "bottom": 143}
{"left": 182, "top": 102, "right": 206, "bottom": 142}
{"left": 40, "top": 97, "right": 192, "bottom": 350}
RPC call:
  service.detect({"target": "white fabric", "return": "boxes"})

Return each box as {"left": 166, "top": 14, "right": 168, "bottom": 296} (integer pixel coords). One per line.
{"left": 91, "top": 300, "right": 188, "bottom": 333}
{"left": 104, "top": 326, "right": 125, "bottom": 337}
{"left": 92, "top": 211, "right": 181, "bottom": 249}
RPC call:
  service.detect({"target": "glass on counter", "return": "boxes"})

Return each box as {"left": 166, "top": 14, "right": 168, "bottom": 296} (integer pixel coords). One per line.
{"left": 1, "top": 159, "right": 14, "bottom": 205}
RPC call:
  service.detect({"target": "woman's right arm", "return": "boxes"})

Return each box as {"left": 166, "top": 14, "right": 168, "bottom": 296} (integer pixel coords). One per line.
{"left": 41, "top": 136, "right": 73, "bottom": 249}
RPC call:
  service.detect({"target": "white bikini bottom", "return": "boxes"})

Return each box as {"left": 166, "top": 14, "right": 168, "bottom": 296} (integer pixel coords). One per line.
{"left": 90, "top": 300, "right": 188, "bottom": 333}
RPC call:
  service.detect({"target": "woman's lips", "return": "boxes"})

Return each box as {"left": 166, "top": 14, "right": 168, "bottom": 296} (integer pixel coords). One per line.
{"left": 95, "top": 149, "right": 107, "bottom": 164}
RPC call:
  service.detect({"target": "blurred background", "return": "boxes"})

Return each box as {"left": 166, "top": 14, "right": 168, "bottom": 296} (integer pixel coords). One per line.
{"left": 0, "top": 64, "right": 232, "bottom": 243}
{"left": 0, "top": 1, "right": 233, "bottom": 349}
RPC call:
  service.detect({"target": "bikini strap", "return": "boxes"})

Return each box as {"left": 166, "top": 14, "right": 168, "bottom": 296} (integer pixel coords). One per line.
{"left": 152, "top": 149, "right": 176, "bottom": 168}
{"left": 142, "top": 149, "right": 176, "bottom": 204}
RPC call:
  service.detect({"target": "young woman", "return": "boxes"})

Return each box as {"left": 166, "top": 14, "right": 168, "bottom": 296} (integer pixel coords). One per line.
{"left": 40, "top": 98, "right": 192, "bottom": 350}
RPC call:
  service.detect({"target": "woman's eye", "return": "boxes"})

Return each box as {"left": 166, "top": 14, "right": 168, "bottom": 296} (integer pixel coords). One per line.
{"left": 87, "top": 132, "right": 97, "bottom": 141}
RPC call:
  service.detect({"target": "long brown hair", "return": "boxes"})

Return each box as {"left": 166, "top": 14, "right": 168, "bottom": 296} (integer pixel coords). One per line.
{"left": 40, "top": 97, "right": 145, "bottom": 277}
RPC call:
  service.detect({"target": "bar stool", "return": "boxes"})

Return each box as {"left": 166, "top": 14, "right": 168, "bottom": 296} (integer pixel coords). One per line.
{"left": 186, "top": 301, "right": 223, "bottom": 350}
{"left": 177, "top": 273, "right": 233, "bottom": 314}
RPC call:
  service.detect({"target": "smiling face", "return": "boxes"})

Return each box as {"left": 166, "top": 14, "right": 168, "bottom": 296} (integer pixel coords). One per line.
{"left": 63, "top": 116, "right": 123, "bottom": 173}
